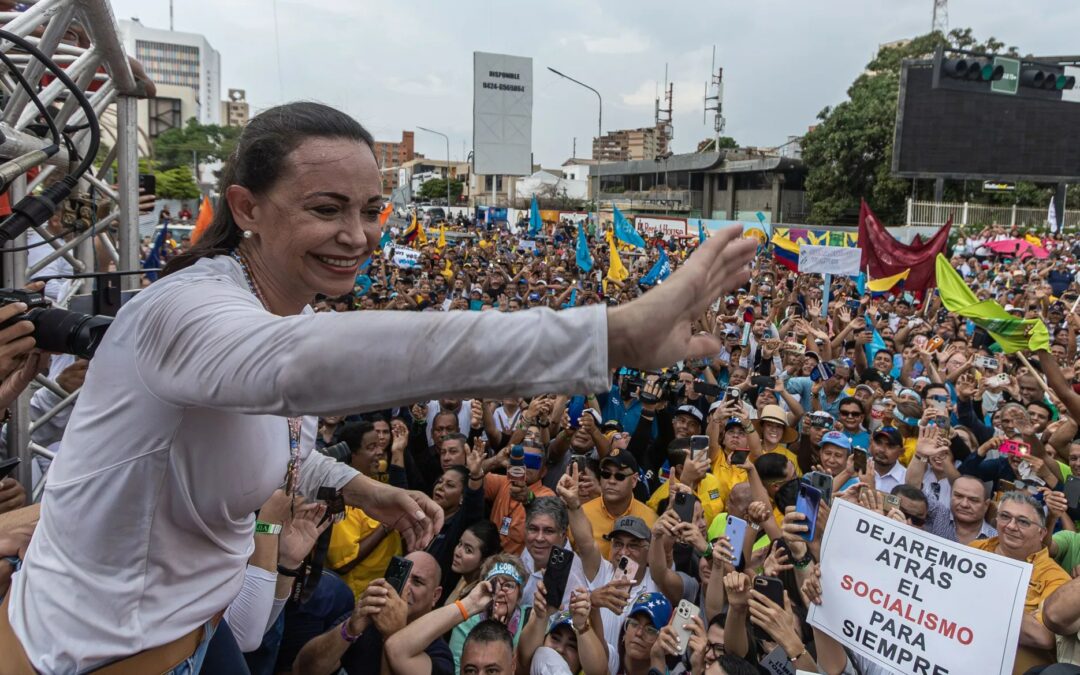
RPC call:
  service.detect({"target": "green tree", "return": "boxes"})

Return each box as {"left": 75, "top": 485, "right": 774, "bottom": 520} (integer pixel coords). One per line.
{"left": 417, "top": 178, "right": 463, "bottom": 203}
{"left": 156, "top": 166, "right": 201, "bottom": 200}
{"left": 802, "top": 30, "right": 1020, "bottom": 224}
{"left": 152, "top": 118, "right": 241, "bottom": 171}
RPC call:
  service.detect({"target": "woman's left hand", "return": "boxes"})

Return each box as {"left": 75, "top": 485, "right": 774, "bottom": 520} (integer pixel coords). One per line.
{"left": 345, "top": 477, "right": 443, "bottom": 552}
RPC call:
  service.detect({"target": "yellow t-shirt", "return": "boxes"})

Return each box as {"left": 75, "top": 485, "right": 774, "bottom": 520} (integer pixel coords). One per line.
{"left": 327, "top": 506, "right": 402, "bottom": 600}
{"left": 711, "top": 454, "right": 749, "bottom": 498}
{"left": 581, "top": 497, "right": 658, "bottom": 559}
{"left": 900, "top": 436, "right": 918, "bottom": 467}
{"left": 646, "top": 474, "right": 727, "bottom": 526}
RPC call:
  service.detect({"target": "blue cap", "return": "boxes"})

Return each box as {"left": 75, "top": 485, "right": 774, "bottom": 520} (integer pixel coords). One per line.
{"left": 821, "top": 431, "right": 852, "bottom": 452}
{"left": 628, "top": 592, "right": 672, "bottom": 629}
{"left": 547, "top": 610, "right": 574, "bottom": 635}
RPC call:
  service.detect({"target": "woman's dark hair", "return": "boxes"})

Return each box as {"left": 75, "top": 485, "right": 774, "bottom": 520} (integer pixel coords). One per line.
{"left": 464, "top": 520, "right": 501, "bottom": 560}
{"left": 163, "top": 101, "right": 375, "bottom": 275}
{"left": 337, "top": 421, "right": 377, "bottom": 454}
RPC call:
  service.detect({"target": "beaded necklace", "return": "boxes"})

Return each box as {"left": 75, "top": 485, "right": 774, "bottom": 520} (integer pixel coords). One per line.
{"left": 231, "top": 249, "right": 304, "bottom": 501}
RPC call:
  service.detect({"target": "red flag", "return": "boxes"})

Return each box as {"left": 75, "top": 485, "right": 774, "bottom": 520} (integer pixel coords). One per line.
{"left": 858, "top": 199, "right": 950, "bottom": 291}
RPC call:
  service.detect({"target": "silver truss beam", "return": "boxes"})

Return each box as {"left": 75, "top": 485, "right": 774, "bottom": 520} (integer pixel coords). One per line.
{"left": 0, "top": 0, "right": 143, "bottom": 495}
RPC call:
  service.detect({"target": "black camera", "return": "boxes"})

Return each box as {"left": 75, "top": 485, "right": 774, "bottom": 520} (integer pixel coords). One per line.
{"left": 318, "top": 440, "right": 351, "bottom": 463}
{"left": 0, "top": 288, "right": 111, "bottom": 359}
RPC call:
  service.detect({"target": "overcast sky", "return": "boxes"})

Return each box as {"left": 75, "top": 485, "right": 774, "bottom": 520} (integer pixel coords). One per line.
{"left": 111, "top": 0, "right": 1080, "bottom": 168}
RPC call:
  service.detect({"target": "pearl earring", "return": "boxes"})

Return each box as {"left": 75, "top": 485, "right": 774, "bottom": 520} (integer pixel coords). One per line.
{"left": 242, "top": 230, "right": 253, "bottom": 239}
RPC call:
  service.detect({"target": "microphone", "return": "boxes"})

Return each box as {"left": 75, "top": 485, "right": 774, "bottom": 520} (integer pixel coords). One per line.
{"left": 0, "top": 145, "right": 58, "bottom": 187}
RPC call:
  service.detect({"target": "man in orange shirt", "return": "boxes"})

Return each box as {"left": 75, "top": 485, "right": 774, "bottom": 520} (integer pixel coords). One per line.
{"left": 482, "top": 439, "right": 554, "bottom": 554}
{"left": 581, "top": 449, "right": 657, "bottom": 558}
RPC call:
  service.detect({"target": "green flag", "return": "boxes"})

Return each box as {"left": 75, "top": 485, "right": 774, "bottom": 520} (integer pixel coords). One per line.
{"left": 935, "top": 254, "right": 1049, "bottom": 353}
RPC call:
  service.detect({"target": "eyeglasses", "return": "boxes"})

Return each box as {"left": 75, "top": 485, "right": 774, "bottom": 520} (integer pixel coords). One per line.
{"left": 704, "top": 642, "right": 726, "bottom": 664}
{"left": 839, "top": 410, "right": 863, "bottom": 418}
{"left": 996, "top": 512, "right": 1041, "bottom": 530}
{"left": 610, "top": 539, "right": 647, "bottom": 553}
{"left": 626, "top": 618, "right": 660, "bottom": 638}
{"left": 600, "top": 470, "right": 634, "bottom": 482}
{"left": 489, "top": 577, "right": 520, "bottom": 592}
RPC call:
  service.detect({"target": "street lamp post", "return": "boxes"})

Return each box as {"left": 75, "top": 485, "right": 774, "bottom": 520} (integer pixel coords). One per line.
{"left": 547, "top": 67, "right": 602, "bottom": 230}
{"left": 417, "top": 126, "right": 452, "bottom": 222}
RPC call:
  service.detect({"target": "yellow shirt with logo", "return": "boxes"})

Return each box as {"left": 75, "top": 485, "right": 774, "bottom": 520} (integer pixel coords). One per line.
{"left": 646, "top": 474, "right": 727, "bottom": 525}
{"left": 327, "top": 505, "right": 402, "bottom": 600}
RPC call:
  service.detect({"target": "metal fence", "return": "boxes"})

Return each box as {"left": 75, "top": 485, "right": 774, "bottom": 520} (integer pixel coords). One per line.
{"left": 906, "top": 198, "right": 1080, "bottom": 229}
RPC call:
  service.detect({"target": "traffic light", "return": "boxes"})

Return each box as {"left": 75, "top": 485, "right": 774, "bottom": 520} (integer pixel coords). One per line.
{"left": 941, "top": 57, "right": 1004, "bottom": 82}
{"left": 1020, "top": 66, "right": 1076, "bottom": 90}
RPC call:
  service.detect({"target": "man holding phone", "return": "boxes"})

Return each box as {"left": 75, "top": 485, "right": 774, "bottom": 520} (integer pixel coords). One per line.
{"left": 295, "top": 551, "right": 452, "bottom": 675}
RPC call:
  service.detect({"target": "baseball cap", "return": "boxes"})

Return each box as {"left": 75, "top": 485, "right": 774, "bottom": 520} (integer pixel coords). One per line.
{"left": 601, "top": 419, "right": 623, "bottom": 434}
{"left": 873, "top": 426, "right": 903, "bottom": 447}
{"left": 603, "top": 516, "right": 652, "bottom": 542}
{"left": 599, "top": 448, "right": 640, "bottom": 473}
{"left": 724, "top": 417, "right": 746, "bottom": 430}
{"left": 546, "top": 610, "right": 574, "bottom": 635}
{"left": 673, "top": 405, "right": 704, "bottom": 424}
{"left": 627, "top": 592, "right": 672, "bottom": 630}
{"left": 821, "top": 431, "right": 853, "bottom": 452}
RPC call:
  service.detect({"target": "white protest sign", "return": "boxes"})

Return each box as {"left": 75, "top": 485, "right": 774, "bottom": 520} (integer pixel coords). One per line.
{"left": 807, "top": 499, "right": 1031, "bottom": 675}
{"left": 797, "top": 245, "right": 862, "bottom": 275}
{"left": 759, "top": 646, "right": 796, "bottom": 675}
{"left": 635, "top": 216, "right": 687, "bottom": 237}
{"left": 384, "top": 245, "right": 422, "bottom": 269}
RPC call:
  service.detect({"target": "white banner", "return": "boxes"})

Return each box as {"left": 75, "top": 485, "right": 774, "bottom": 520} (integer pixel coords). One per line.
{"left": 797, "top": 245, "right": 862, "bottom": 275}
{"left": 473, "top": 52, "right": 533, "bottom": 176}
{"left": 385, "top": 245, "right": 422, "bottom": 269}
{"left": 807, "top": 499, "right": 1031, "bottom": 675}
{"left": 635, "top": 216, "right": 687, "bottom": 237}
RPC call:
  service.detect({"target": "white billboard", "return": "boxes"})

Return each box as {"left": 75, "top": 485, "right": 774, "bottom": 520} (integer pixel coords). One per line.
{"left": 473, "top": 52, "right": 533, "bottom": 176}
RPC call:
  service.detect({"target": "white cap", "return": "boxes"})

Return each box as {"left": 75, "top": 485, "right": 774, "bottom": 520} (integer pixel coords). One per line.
{"left": 530, "top": 647, "right": 574, "bottom": 675}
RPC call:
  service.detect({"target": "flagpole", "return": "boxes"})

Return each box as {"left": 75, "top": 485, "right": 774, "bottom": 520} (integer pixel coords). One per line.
{"left": 1016, "top": 353, "right": 1053, "bottom": 398}
{"left": 820, "top": 274, "right": 831, "bottom": 318}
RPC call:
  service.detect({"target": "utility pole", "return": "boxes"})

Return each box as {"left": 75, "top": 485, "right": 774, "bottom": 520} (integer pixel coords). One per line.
{"left": 655, "top": 63, "right": 673, "bottom": 157}
{"left": 169, "top": 0, "right": 174, "bottom": 31}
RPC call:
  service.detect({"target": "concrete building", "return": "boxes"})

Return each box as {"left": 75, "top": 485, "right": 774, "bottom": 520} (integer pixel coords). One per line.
{"left": 373, "top": 131, "right": 417, "bottom": 194}
{"left": 592, "top": 149, "right": 807, "bottom": 222}
{"left": 592, "top": 127, "right": 662, "bottom": 162}
{"left": 396, "top": 158, "right": 469, "bottom": 203}
{"left": 221, "top": 88, "right": 250, "bottom": 128}
{"left": 561, "top": 158, "right": 596, "bottom": 182}
{"left": 119, "top": 19, "right": 222, "bottom": 132}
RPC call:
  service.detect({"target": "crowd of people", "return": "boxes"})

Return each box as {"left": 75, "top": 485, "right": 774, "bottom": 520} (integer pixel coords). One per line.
{"left": 7, "top": 208, "right": 1079, "bottom": 675}
{"left": 5, "top": 123, "right": 1080, "bottom": 674}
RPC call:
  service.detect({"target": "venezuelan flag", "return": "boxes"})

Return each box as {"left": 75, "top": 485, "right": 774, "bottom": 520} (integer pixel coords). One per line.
{"left": 771, "top": 233, "right": 800, "bottom": 272}
{"left": 867, "top": 269, "right": 910, "bottom": 297}
{"left": 402, "top": 212, "right": 420, "bottom": 243}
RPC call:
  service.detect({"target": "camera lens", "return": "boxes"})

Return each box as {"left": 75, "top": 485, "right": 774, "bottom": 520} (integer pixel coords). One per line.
{"left": 24, "top": 308, "right": 112, "bottom": 359}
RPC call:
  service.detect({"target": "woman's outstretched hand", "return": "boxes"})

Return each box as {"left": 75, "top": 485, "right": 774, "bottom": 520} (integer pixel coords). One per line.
{"left": 607, "top": 225, "right": 756, "bottom": 370}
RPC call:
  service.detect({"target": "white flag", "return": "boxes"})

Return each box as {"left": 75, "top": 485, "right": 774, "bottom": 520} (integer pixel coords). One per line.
{"left": 1048, "top": 198, "right": 1059, "bottom": 234}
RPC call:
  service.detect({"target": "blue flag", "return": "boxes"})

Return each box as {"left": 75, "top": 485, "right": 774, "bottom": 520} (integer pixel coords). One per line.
{"left": 528, "top": 196, "right": 542, "bottom": 237}
{"left": 698, "top": 220, "right": 707, "bottom": 244}
{"left": 755, "top": 211, "right": 772, "bottom": 238}
{"left": 378, "top": 229, "right": 392, "bottom": 249}
{"left": 142, "top": 226, "right": 169, "bottom": 282}
{"left": 855, "top": 272, "right": 867, "bottom": 297}
{"left": 576, "top": 223, "right": 593, "bottom": 273}
{"left": 641, "top": 249, "right": 671, "bottom": 286}
{"left": 613, "top": 204, "right": 646, "bottom": 248}
{"left": 864, "top": 314, "right": 889, "bottom": 369}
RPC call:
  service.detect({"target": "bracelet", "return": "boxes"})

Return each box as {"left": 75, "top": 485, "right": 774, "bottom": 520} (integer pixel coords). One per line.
{"left": 469, "top": 473, "right": 484, "bottom": 481}
{"left": 701, "top": 542, "right": 713, "bottom": 560}
{"left": 573, "top": 618, "right": 591, "bottom": 634}
{"left": 277, "top": 563, "right": 303, "bottom": 577}
{"left": 340, "top": 620, "right": 361, "bottom": 643}
{"left": 792, "top": 551, "right": 815, "bottom": 569}
{"left": 749, "top": 523, "right": 761, "bottom": 532}
{"left": 455, "top": 600, "right": 470, "bottom": 621}
{"left": 788, "top": 648, "right": 809, "bottom": 663}
{"left": 537, "top": 420, "right": 550, "bottom": 428}
{"left": 255, "top": 521, "right": 282, "bottom": 535}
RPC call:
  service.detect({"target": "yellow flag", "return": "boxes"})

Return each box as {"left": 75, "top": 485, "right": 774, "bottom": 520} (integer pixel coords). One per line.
{"left": 1025, "top": 233, "right": 1043, "bottom": 248}
{"left": 606, "top": 231, "right": 629, "bottom": 282}
{"left": 437, "top": 224, "right": 447, "bottom": 250}
{"left": 866, "top": 269, "right": 910, "bottom": 293}
{"left": 416, "top": 217, "right": 428, "bottom": 245}
{"left": 441, "top": 257, "right": 453, "bottom": 281}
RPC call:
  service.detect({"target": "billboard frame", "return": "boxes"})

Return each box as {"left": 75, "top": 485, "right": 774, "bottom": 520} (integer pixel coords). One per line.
{"left": 892, "top": 56, "right": 1080, "bottom": 183}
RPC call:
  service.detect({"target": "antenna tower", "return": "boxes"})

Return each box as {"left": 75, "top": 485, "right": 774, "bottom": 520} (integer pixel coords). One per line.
{"left": 655, "top": 63, "right": 673, "bottom": 156}
{"left": 931, "top": 0, "right": 948, "bottom": 34}
{"left": 703, "top": 46, "right": 725, "bottom": 151}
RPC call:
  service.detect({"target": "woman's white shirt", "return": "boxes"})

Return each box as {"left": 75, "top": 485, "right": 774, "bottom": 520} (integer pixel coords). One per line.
{"left": 8, "top": 255, "right": 609, "bottom": 672}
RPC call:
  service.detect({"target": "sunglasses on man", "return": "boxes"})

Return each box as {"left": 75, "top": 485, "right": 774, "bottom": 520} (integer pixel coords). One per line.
{"left": 600, "top": 469, "right": 634, "bottom": 482}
